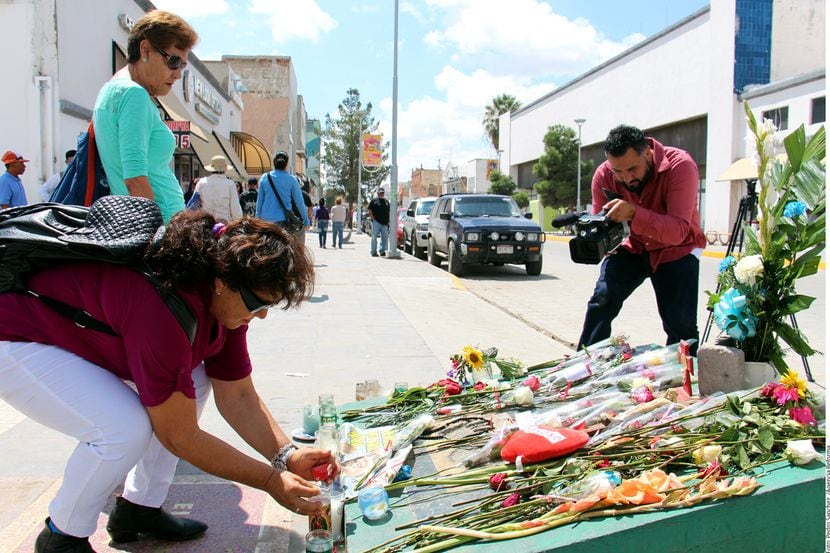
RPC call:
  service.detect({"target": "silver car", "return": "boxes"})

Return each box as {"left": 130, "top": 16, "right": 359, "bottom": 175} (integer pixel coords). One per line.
{"left": 402, "top": 196, "right": 437, "bottom": 259}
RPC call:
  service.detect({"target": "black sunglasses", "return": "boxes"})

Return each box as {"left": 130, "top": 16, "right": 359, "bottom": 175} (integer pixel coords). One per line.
{"left": 154, "top": 46, "right": 187, "bottom": 70}
{"left": 239, "top": 287, "right": 277, "bottom": 314}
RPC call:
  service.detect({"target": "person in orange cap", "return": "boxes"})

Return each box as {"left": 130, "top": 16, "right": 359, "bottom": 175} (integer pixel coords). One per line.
{"left": 0, "top": 150, "right": 29, "bottom": 208}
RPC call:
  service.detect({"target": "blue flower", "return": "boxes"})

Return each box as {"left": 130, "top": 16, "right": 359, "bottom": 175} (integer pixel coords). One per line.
{"left": 713, "top": 287, "right": 758, "bottom": 341}
{"left": 719, "top": 256, "right": 736, "bottom": 273}
{"left": 783, "top": 201, "right": 807, "bottom": 218}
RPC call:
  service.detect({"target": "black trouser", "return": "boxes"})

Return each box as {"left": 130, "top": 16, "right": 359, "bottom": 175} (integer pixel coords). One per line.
{"left": 578, "top": 248, "right": 700, "bottom": 354}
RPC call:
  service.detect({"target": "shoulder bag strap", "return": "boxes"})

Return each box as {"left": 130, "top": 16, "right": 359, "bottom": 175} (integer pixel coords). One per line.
{"left": 85, "top": 121, "right": 97, "bottom": 207}
{"left": 266, "top": 174, "right": 292, "bottom": 216}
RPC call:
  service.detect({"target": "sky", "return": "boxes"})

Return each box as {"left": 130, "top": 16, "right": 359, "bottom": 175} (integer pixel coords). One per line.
{"left": 151, "top": 0, "right": 709, "bottom": 182}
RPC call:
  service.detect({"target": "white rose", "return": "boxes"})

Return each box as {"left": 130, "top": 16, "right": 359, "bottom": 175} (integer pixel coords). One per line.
{"left": 692, "top": 444, "right": 722, "bottom": 465}
{"left": 733, "top": 255, "right": 764, "bottom": 285}
{"left": 512, "top": 385, "right": 534, "bottom": 407}
{"left": 783, "top": 440, "right": 822, "bottom": 465}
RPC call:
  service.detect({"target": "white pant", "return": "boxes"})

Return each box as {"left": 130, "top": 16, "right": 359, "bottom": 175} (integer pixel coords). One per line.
{"left": 0, "top": 342, "right": 211, "bottom": 537}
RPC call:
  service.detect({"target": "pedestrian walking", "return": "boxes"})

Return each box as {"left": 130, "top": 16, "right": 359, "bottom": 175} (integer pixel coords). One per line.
{"left": 330, "top": 196, "right": 347, "bottom": 248}
{"left": 256, "top": 151, "right": 310, "bottom": 241}
{"left": 315, "top": 198, "right": 330, "bottom": 248}
{"left": 40, "top": 149, "right": 76, "bottom": 202}
{"left": 0, "top": 210, "right": 338, "bottom": 553}
{"left": 193, "top": 155, "right": 242, "bottom": 222}
{"left": 368, "top": 187, "right": 390, "bottom": 256}
{"left": 93, "top": 10, "right": 198, "bottom": 223}
{"left": 239, "top": 177, "right": 258, "bottom": 217}
{"left": 0, "top": 151, "right": 29, "bottom": 209}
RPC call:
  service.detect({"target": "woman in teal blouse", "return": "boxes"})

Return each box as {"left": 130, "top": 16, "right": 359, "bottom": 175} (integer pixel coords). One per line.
{"left": 94, "top": 11, "right": 198, "bottom": 223}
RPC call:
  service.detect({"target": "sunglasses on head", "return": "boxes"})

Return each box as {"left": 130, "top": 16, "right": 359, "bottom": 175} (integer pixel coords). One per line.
{"left": 239, "top": 287, "right": 277, "bottom": 314}
{"left": 153, "top": 45, "right": 187, "bottom": 70}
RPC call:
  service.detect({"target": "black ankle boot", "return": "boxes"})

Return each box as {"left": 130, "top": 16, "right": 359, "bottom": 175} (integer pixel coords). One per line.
{"left": 106, "top": 496, "right": 207, "bottom": 543}
{"left": 35, "top": 518, "right": 95, "bottom": 552}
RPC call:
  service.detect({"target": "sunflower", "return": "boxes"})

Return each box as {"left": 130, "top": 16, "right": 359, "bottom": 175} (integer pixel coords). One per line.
{"left": 462, "top": 345, "right": 485, "bottom": 370}
{"left": 779, "top": 369, "right": 807, "bottom": 399}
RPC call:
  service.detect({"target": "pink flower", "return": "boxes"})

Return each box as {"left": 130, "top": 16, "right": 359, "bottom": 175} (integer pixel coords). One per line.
{"left": 473, "top": 382, "right": 487, "bottom": 392}
{"left": 701, "top": 461, "right": 726, "bottom": 478}
{"left": 502, "top": 493, "right": 520, "bottom": 508}
{"left": 760, "top": 382, "right": 779, "bottom": 398}
{"left": 772, "top": 385, "right": 800, "bottom": 406}
{"left": 631, "top": 386, "right": 655, "bottom": 404}
{"left": 789, "top": 406, "right": 817, "bottom": 426}
{"left": 489, "top": 473, "right": 509, "bottom": 492}
{"left": 523, "top": 375, "right": 541, "bottom": 392}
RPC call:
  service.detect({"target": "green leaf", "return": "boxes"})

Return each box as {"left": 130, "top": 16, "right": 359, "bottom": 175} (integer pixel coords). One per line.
{"left": 721, "top": 426, "right": 740, "bottom": 443}
{"left": 783, "top": 125, "right": 807, "bottom": 172}
{"left": 774, "top": 321, "right": 816, "bottom": 357}
{"left": 744, "top": 101, "right": 759, "bottom": 134}
{"left": 726, "top": 394, "right": 741, "bottom": 416}
{"left": 802, "top": 124, "right": 826, "bottom": 163}
{"left": 757, "top": 427, "right": 775, "bottom": 451}
{"left": 737, "top": 444, "right": 751, "bottom": 469}
{"left": 741, "top": 402, "right": 753, "bottom": 416}
{"left": 780, "top": 294, "right": 815, "bottom": 315}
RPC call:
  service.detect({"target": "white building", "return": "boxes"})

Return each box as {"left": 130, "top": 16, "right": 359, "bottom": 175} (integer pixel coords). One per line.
{"left": 464, "top": 159, "right": 499, "bottom": 194}
{"left": 499, "top": 0, "right": 825, "bottom": 236}
{"left": 0, "top": 0, "right": 248, "bottom": 202}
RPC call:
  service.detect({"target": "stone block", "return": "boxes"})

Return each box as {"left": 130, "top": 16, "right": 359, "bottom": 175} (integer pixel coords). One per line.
{"left": 697, "top": 344, "right": 745, "bottom": 395}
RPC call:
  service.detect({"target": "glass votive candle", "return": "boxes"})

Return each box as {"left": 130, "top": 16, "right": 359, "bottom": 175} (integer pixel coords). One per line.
{"left": 302, "top": 404, "right": 320, "bottom": 436}
{"left": 394, "top": 381, "right": 408, "bottom": 394}
{"left": 357, "top": 487, "right": 389, "bottom": 520}
{"left": 305, "top": 529, "right": 333, "bottom": 553}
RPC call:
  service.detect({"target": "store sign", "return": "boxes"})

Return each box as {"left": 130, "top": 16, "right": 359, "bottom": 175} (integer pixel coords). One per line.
{"left": 195, "top": 103, "right": 219, "bottom": 125}
{"left": 486, "top": 159, "right": 498, "bottom": 179}
{"left": 362, "top": 133, "right": 382, "bottom": 167}
{"left": 118, "top": 13, "right": 135, "bottom": 32}
{"left": 182, "top": 70, "right": 191, "bottom": 103}
{"left": 165, "top": 120, "right": 191, "bottom": 149}
{"left": 193, "top": 78, "right": 223, "bottom": 116}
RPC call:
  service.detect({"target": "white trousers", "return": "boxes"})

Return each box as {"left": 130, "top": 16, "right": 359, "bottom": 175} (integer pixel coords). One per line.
{"left": 0, "top": 341, "right": 211, "bottom": 537}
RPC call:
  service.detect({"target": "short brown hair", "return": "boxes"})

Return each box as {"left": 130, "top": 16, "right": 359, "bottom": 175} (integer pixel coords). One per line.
{"left": 127, "top": 10, "right": 199, "bottom": 63}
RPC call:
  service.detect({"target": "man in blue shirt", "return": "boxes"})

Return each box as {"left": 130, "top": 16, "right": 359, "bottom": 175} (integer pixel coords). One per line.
{"left": 0, "top": 151, "right": 30, "bottom": 209}
{"left": 256, "top": 151, "right": 311, "bottom": 242}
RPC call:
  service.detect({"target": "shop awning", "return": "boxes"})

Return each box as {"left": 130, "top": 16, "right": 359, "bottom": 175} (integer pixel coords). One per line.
{"left": 214, "top": 132, "right": 249, "bottom": 182}
{"left": 231, "top": 131, "right": 272, "bottom": 176}
{"left": 156, "top": 95, "right": 207, "bottom": 142}
{"left": 190, "top": 123, "right": 243, "bottom": 182}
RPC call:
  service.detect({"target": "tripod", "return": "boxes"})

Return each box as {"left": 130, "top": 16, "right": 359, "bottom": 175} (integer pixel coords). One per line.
{"left": 702, "top": 179, "right": 814, "bottom": 381}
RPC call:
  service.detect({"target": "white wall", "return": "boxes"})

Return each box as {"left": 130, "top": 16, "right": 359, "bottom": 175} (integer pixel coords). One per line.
{"left": 771, "top": 0, "right": 825, "bottom": 81}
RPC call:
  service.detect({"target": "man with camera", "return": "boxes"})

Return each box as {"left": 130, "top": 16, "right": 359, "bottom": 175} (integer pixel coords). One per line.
{"left": 577, "top": 124, "right": 706, "bottom": 354}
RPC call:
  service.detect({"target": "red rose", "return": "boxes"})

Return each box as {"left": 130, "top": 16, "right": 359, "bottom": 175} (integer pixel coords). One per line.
{"left": 523, "top": 375, "right": 541, "bottom": 392}
{"left": 502, "top": 493, "right": 520, "bottom": 508}
{"left": 473, "top": 382, "right": 487, "bottom": 391}
{"left": 489, "top": 472, "right": 509, "bottom": 492}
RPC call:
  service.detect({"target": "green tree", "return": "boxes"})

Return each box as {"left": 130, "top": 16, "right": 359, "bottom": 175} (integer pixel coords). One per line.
{"left": 322, "top": 88, "right": 390, "bottom": 210}
{"left": 483, "top": 94, "right": 521, "bottom": 150}
{"left": 512, "top": 190, "right": 529, "bottom": 209}
{"left": 487, "top": 170, "right": 516, "bottom": 195}
{"left": 533, "top": 124, "right": 594, "bottom": 208}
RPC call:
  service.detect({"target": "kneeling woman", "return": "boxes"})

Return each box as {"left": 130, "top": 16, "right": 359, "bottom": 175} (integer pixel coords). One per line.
{"left": 0, "top": 211, "right": 336, "bottom": 553}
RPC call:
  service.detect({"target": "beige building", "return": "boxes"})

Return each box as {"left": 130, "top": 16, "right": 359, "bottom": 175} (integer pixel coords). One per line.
{"left": 219, "top": 55, "right": 307, "bottom": 175}
{"left": 410, "top": 168, "right": 443, "bottom": 198}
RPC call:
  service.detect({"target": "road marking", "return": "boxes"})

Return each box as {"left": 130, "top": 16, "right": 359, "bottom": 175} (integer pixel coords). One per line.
{"left": 449, "top": 274, "right": 466, "bottom": 290}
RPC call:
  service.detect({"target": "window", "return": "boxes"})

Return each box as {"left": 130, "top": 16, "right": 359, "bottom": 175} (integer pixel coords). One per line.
{"left": 762, "top": 106, "right": 789, "bottom": 130}
{"left": 811, "top": 97, "right": 825, "bottom": 124}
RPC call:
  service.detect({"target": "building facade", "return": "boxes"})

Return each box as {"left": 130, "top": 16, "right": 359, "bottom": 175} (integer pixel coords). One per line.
{"left": 0, "top": 0, "right": 248, "bottom": 202}
{"left": 499, "top": 0, "right": 825, "bottom": 236}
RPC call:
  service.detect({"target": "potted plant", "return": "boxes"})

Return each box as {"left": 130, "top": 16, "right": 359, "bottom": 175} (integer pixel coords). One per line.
{"left": 707, "top": 101, "right": 826, "bottom": 375}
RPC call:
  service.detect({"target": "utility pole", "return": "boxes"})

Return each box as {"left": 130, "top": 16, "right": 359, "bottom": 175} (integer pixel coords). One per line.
{"left": 575, "top": 118, "right": 586, "bottom": 212}
{"left": 387, "top": 0, "right": 401, "bottom": 258}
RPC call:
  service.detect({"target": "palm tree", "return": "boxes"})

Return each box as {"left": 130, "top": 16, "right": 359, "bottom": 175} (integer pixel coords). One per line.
{"left": 483, "top": 94, "right": 521, "bottom": 150}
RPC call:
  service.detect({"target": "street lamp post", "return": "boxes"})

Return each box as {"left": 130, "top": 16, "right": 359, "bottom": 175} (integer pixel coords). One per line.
{"left": 355, "top": 109, "right": 367, "bottom": 234}
{"left": 575, "top": 118, "right": 586, "bottom": 212}
{"left": 386, "top": 0, "right": 401, "bottom": 258}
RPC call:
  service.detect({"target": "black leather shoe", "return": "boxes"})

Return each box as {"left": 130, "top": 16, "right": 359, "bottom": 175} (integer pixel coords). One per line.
{"left": 106, "top": 496, "right": 207, "bottom": 543}
{"left": 35, "top": 518, "right": 95, "bottom": 552}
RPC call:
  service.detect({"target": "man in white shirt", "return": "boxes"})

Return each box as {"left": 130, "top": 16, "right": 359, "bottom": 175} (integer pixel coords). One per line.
{"left": 193, "top": 155, "right": 242, "bottom": 222}
{"left": 330, "top": 196, "right": 348, "bottom": 248}
{"left": 40, "top": 149, "right": 76, "bottom": 202}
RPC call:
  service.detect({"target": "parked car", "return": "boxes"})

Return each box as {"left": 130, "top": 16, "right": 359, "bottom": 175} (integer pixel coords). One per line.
{"left": 395, "top": 207, "right": 406, "bottom": 248}
{"left": 426, "top": 193, "right": 545, "bottom": 276}
{"left": 402, "top": 196, "right": 437, "bottom": 259}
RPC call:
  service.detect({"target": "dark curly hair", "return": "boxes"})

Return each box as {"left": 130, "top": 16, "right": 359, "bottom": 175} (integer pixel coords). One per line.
{"left": 604, "top": 125, "right": 647, "bottom": 157}
{"left": 144, "top": 211, "right": 314, "bottom": 309}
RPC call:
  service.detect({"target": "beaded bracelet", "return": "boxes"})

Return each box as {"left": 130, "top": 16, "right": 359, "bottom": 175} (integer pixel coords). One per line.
{"left": 270, "top": 443, "right": 298, "bottom": 472}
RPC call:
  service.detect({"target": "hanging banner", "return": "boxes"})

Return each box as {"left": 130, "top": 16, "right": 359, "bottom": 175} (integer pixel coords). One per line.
{"left": 362, "top": 133, "right": 382, "bottom": 167}
{"left": 486, "top": 159, "right": 498, "bottom": 180}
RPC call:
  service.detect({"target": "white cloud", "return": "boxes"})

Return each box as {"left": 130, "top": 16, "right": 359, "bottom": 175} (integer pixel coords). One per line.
{"left": 150, "top": 0, "right": 229, "bottom": 18}
{"left": 249, "top": 0, "right": 337, "bottom": 44}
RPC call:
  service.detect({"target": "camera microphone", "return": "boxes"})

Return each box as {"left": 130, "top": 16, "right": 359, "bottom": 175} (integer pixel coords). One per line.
{"left": 552, "top": 212, "right": 582, "bottom": 228}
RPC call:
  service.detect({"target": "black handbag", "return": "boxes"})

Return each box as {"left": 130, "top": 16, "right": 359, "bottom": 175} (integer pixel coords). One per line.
{"left": 265, "top": 174, "right": 304, "bottom": 233}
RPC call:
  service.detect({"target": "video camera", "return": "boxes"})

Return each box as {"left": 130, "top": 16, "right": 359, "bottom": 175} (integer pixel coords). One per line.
{"left": 552, "top": 190, "right": 626, "bottom": 265}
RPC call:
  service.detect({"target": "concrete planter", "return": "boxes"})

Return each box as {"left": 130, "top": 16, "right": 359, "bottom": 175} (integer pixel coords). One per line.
{"left": 742, "top": 360, "right": 779, "bottom": 389}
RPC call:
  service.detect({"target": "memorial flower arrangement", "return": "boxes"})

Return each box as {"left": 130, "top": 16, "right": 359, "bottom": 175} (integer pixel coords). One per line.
{"left": 707, "top": 101, "right": 826, "bottom": 373}
{"left": 449, "top": 345, "right": 527, "bottom": 385}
